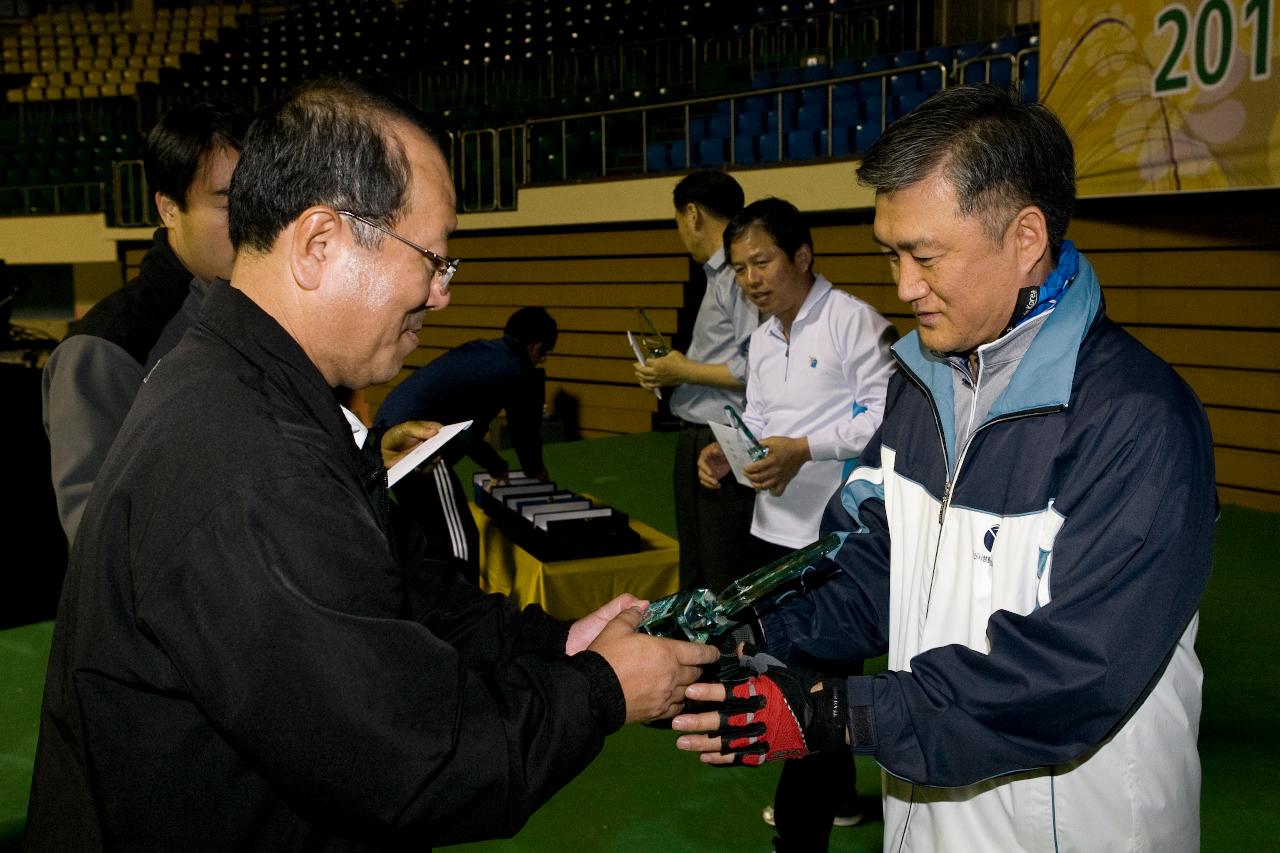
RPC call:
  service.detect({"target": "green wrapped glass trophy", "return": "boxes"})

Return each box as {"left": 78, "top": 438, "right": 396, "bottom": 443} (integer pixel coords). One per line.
{"left": 639, "top": 533, "right": 841, "bottom": 643}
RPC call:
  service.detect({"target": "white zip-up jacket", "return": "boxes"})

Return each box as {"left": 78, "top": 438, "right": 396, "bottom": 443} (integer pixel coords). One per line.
{"left": 760, "top": 252, "right": 1216, "bottom": 852}
{"left": 743, "top": 275, "right": 896, "bottom": 547}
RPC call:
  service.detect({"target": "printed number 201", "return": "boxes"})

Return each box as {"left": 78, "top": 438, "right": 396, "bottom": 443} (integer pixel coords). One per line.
{"left": 1153, "top": 0, "right": 1272, "bottom": 95}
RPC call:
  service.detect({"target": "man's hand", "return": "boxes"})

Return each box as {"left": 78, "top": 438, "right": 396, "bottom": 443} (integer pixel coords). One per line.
{"left": 380, "top": 420, "right": 442, "bottom": 469}
{"left": 484, "top": 471, "right": 511, "bottom": 491}
{"left": 566, "top": 593, "right": 647, "bottom": 655}
{"left": 635, "top": 350, "right": 691, "bottom": 390}
{"left": 588, "top": 608, "right": 720, "bottom": 724}
{"left": 745, "top": 435, "right": 811, "bottom": 496}
{"left": 671, "top": 651, "right": 848, "bottom": 765}
{"left": 697, "top": 441, "right": 732, "bottom": 489}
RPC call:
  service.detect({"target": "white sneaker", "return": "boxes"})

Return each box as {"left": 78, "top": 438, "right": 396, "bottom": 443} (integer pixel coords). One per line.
{"left": 762, "top": 803, "right": 864, "bottom": 828}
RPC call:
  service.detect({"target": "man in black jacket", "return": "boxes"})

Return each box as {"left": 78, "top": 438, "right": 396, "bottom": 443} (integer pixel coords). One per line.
{"left": 26, "top": 79, "right": 716, "bottom": 851}
{"left": 42, "top": 100, "right": 250, "bottom": 541}
{"left": 376, "top": 306, "right": 558, "bottom": 581}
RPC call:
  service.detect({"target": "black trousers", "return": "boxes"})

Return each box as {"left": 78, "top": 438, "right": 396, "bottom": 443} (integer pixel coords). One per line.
{"left": 673, "top": 422, "right": 758, "bottom": 593}
{"left": 748, "top": 535, "right": 862, "bottom": 853}
{"left": 391, "top": 464, "right": 480, "bottom": 585}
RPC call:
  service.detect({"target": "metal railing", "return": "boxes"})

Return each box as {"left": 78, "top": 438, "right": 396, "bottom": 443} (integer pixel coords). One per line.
{"left": 517, "top": 59, "right": 952, "bottom": 183}
{"left": 0, "top": 180, "right": 105, "bottom": 215}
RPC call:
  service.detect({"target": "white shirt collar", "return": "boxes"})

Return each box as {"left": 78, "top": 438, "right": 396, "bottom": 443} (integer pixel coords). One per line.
{"left": 340, "top": 405, "right": 369, "bottom": 449}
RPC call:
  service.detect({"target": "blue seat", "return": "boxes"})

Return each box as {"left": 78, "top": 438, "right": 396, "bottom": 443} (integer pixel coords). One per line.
{"left": 775, "top": 66, "right": 801, "bottom": 85}
{"left": 765, "top": 111, "right": 780, "bottom": 134}
{"left": 787, "top": 130, "right": 817, "bottom": 161}
{"left": 645, "top": 142, "right": 665, "bottom": 171}
{"left": 831, "top": 126, "right": 853, "bottom": 156}
{"left": 741, "top": 94, "right": 770, "bottom": 112}
{"left": 668, "top": 143, "right": 687, "bottom": 169}
{"left": 991, "top": 36, "right": 1023, "bottom": 55}
{"left": 832, "top": 81, "right": 857, "bottom": 102}
{"left": 923, "top": 46, "right": 953, "bottom": 66}
{"left": 796, "top": 104, "right": 826, "bottom": 131}
{"left": 697, "top": 138, "right": 727, "bottom": 167}
{"left": 687, "top": 117, "right": 709, "bottom": 141}
{"left": 860, "top": 54, "right": 889, "bottom": 73}
{"left": 752, "top": 69, "right": 777, "bottom": 89}
{"left": 800, "top": 85, "right": 827, "bottom": 107}
{"left": 889, "top": 72, "right": 920, "bottom": 96}
{"left": 800, "top": 63, "right": 830, "bottom": 83}
{"left": 734, "top": 134, "right": 757, "bottom": 165}
{"left": 856, "top": 77, "right": 886, "bottom": 99}
{"left": 757, "top": 133, "right": 780, "bottom": 163}
{"left": 892, "top": 49, "right": 922, "bottom": 67}
{"left": 854, "top": 123, "right": 880, "bottom": 153}
{"left": 832, "top": 58, "right": 859, "bottom": 77}
{"left": 893, "top": 90, "right": 930, "bottom": 120}
{"left": 708, "top": 114, "right": 732, "bottom": 139}
{"left": 862, "top": 96, "right": 885, "bottom": 126}
{"left": 952, "top": 41, "right": 986, "bottom": 63}
{"left": 918, "top": 66, "right": 947, "bottom": 93}
{"left": 1019, "top": 52, "right": 1040, "bottom": 102}
{"left": 832, "top": 99, "right": 860, "bottom": 129}
{"left": 737, "top": 111, "right": 766, "bottom": 135}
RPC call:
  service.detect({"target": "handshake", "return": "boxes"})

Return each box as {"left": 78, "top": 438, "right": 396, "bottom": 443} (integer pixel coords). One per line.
{"left": 634, "top": 534, "right": 848, "bottom": 765}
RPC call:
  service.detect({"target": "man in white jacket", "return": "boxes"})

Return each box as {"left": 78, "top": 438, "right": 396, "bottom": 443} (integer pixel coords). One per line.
{"left": 673, "top": 85, "right": 1215, "bottom": 853}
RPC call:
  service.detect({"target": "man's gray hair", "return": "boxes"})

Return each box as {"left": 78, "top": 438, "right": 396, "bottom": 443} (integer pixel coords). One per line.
{"left": 856, "top": 85, "right": 1076, "bottom": 261}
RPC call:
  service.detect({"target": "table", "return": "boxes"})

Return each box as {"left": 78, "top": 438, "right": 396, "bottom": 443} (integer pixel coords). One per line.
{"left": 472, "top": 504, "right": 679, "bottom": 620}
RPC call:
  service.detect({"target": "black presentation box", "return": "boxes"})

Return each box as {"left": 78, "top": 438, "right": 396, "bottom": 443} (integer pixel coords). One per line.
{"left": 473, "top": 471, "right": 641, "bottom": 561}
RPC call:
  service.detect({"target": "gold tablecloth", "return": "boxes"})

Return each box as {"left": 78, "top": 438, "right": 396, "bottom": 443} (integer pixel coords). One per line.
{"left": 472, "top": 503, "right": 679, "bottom": 620}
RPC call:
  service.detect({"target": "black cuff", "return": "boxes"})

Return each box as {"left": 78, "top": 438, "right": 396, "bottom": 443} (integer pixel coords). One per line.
{"left": 571, "top": 650, "right": 627, "bottom": 734}
{"left": 845, "top": 674, "right": 877, "bottom": 752}
{"left": 515, "top": 603, "right": 573, "bottom": 654}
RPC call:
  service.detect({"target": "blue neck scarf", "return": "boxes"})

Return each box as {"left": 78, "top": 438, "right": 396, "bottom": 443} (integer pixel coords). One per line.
{"left": 1009, "top": 239, "right": 1079, "bottom": 330}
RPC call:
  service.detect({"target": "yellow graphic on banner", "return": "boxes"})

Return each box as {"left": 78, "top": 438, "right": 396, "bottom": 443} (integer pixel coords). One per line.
{"left": 1041, "top": 0, "right": 1279, "bottom": 194}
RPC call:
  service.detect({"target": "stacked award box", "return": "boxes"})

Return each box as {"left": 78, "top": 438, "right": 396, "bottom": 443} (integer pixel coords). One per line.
{"left": 472, "top": 471, "right": 642, "bottom": 562}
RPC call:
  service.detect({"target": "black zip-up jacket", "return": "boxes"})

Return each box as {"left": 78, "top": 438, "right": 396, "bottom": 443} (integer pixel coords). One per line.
{"left": 26, "top": 284, "right": 624, "bottom": 851}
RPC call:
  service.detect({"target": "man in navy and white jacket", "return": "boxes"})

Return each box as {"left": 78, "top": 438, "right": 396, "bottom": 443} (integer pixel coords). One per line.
{"left": 673, "top": 85, "right": 1216, "bottom": 852}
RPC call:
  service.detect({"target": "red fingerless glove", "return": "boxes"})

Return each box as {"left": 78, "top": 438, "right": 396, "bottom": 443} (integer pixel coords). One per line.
{"left": 713, "top": 655, "right": 848, "bottom": 766}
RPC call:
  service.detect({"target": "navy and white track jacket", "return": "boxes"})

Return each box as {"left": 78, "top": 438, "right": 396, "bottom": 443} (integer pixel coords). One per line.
{"left": 760, "top": 252, "right": 1216, "bottom": 852}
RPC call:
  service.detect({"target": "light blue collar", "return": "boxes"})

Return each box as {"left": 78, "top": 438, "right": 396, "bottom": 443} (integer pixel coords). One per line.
{"left": 892, "top": 250, "right": 1102, "bottom": 451}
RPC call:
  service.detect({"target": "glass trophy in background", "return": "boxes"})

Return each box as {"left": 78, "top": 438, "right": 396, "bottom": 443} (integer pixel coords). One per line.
{"left": 633, "top": 307, "right": 671, "bottom": 358}
{"left": 725, "top": 404, "right": 769, "bottom": 462}
{"left": 639, "top": 533, "right": 841, "bottom": 643}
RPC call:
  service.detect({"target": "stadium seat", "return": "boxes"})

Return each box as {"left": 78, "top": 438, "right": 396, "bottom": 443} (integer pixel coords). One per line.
{"left": 795, "top": 104, "right": 825, "bottom": 131}
{"left": 786, "top": 129, "right": 817, "bottom": 161}
{"left": 697, "top": 137, "right": 727, "bottom": 167}
{"left": 757, "top": 132, "right": 780, "bottom": 163}
{"left": 853, "top": 122, "right": 880, "bottom": 153}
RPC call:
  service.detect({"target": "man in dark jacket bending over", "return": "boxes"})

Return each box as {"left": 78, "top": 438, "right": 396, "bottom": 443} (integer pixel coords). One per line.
{"left": 26, "top": 79, "right": 716, "bottom": 851}
{"left": 376, "top": 306, "right": 559, "bottom": 580}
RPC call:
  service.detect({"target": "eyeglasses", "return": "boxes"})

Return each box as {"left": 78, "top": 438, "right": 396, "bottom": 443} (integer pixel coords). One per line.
{"left": 336, "top": 210, "right": 461, "bottom": 294}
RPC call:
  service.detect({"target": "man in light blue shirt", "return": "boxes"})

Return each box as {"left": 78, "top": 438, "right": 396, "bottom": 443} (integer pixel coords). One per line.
{"left": 635, "top": 170, "right": 758, "bottom": 593}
